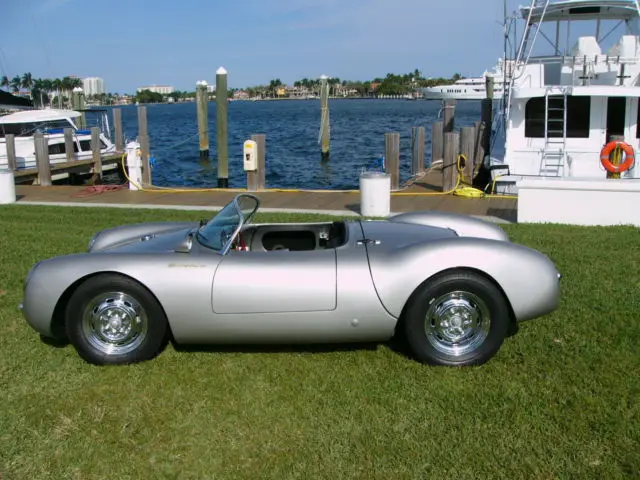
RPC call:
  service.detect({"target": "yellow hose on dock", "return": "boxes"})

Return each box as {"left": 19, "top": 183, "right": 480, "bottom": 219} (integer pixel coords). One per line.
{"left": 119, "top": 153, "right": 517, "bottom": 199}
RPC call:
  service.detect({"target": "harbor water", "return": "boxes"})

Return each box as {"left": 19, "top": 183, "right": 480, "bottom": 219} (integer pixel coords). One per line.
{"left": 110, "top": 99, "right": 488, "bottom": 190}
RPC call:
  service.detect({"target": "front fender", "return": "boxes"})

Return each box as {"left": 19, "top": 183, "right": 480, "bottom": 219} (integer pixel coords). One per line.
{"left": 366, "top": 237, "right": 560, "bottom": 321}
{"left": 21, "top": 250, "right": 221, "bottom": 339}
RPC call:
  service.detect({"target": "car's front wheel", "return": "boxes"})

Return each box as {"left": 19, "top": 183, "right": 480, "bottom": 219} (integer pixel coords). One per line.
{"left": 65, "top": 274, "right": 169, "bottom": 365}
{"left": 403, "top": 270, "right": 511, "bottom": 367}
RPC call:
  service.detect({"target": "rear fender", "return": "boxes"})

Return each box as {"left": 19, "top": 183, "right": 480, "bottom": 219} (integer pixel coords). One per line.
{"left": 366, "top": 237, "right": 560, "bottom": 322}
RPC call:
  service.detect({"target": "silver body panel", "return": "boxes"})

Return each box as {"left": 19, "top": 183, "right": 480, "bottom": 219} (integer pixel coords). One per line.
{"left": 21, "top": 204, "right": 561, "bottom": 345}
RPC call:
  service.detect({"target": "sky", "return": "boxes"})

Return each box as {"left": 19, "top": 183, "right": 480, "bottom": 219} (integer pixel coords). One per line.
{"left": 0, "top": 0, "right": 623, "bottom": 94}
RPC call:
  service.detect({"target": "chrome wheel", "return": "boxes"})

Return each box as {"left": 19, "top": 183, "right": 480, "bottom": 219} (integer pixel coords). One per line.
{"left": 425, "top": 291, "right": 491, "bottom": 357}
{"left": 81, "top": 292, "right": 148, "bottom": 355}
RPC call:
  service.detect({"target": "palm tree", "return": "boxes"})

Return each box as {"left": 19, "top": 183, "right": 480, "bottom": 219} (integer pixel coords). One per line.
{"left": 10, "top": 75, "right": 21, "bottom": 93}
{"left": 21, "top": 72, "right": 34, "bottom": 92}
{"left": 0, "top": 76, "right": 8, "bottom": 91}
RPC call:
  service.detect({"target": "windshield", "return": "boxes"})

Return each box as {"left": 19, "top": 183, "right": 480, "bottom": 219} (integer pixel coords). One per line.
{"left": 196, "top": 194, "right": 259, "bottom": 252}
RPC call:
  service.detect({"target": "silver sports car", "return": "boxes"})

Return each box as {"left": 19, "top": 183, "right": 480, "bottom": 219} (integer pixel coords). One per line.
{"left": 20, "top": 194, "right": 561, "bottom": 367}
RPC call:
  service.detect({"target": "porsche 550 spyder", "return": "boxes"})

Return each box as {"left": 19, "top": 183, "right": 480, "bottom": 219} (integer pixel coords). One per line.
{"left": 20, "top": 194, "right": 561, "bottom": 367}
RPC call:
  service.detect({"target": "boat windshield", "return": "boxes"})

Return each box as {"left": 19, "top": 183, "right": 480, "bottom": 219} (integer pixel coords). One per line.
{"left": 196, "top": 194, "right": 259, "bottom": 253}
{"left": 0, "top": 119, "right": 76, "bottom": 138}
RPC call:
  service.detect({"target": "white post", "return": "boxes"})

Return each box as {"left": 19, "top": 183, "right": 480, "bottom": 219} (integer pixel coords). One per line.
{"left": 0, "top": 169, "right": 16, "bottom": 204}
{"left": 126, "top": 141, "right": 143, "bottom": 191}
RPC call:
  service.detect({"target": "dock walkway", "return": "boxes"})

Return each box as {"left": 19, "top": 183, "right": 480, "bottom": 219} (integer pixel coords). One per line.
{"left": 12, "top": 167, "right": 517, "bottom": 222}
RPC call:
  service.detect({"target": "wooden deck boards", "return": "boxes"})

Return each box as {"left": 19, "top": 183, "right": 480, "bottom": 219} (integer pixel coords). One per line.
{"left": 13, "top": 183, "right": 518, "bottom": 222}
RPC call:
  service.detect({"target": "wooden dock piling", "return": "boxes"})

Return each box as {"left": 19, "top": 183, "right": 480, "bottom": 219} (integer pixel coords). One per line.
{"left": 443, "top": 99, "right": 456, "bottom": 133}
{"left": 71, "top": 88, "right": 86, "bottom": 128}
{"left": 34, "top": 132, "right": 52, "bottom": 187}
{"left": 64, "top": 128, "right": 74, "bottom": 163}
{"left": 5, "top": 134, "right": 16, "bottom": 171}
{"left": 319, "top": 75, "right": 330, "bottom": 161}
{"left": 442, "top": 131, "right": 459, "bottom": 192}
{"left": 196, "top": 81, "right": 210, "bottom": 160}
{"left": 385, "top": 132, "right": 400, "bottom": 191}
{"left": 252, "top": 134, "right": 266, "bottom": 190}
{"left": 216, "top": 67, "right": 229, "bottom": 188}
{"left": 113, "top": 108, "right": 124, "bottom": 152}
{"left": 459, "top": 126, "right": 476, "bottom": 184}
{"left": 137, "top": 105, "right": 151, "bottom": 185}
{"left": 431, "top": 121, "right": 444, "bottom": 166}
{"left": 411, "top": 126, "right": 426, "bottom": 175}
{"left": 91, "top": 127, "right": 102, "bottom": 181}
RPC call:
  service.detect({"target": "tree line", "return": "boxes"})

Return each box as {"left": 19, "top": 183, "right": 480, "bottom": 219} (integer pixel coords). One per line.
{"left": 1, "top": 73, "right": 83, "bottom": 107}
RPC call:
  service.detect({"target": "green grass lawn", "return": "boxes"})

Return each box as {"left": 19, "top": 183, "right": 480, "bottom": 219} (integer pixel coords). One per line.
{"left": 0, "top": 204, "right": 638, "bottom": 480}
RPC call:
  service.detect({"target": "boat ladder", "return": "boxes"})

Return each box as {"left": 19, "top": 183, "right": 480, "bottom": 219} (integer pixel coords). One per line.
{"left": 542, "top": 92, "right": 567, "bottom": 176}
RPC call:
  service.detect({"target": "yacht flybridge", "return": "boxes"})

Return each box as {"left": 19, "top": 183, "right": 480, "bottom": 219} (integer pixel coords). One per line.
{"left": 488, "top": 0, "right": 640, "bottom": 195}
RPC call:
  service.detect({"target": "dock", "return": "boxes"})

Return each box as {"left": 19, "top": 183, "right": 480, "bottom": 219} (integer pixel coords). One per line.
{"left": 11, "top": 166, "right": 517, "bottom": 222}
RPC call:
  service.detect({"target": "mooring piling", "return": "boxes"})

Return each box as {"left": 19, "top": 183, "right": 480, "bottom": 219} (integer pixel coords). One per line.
{"left": 384, "top": 132, "right": 400, "bottom": 191}
{"left": 431, "top": 121, "right": 444, "bottom": 167}
{"left": 196, "top": 80, "right": 210, "bottom": 160}
{"left": 411, "top": 126, "right": 426, "bottom": 175}
{"left": 137, "top": 105, "right": 151, "bottom": 185}
{"left": 113, "top": 108, "right": 124, "bottom": 152}
{"left": 5, "top": 134, "right": 16, "bottom": 171}
{"left": 216, "top": 67, "right": 229, "bottom": 188}
{"left": 319, "top": 74, "right": 330, "bottom": 162}
{"left": 34, "top": 132, "right": 52, "bottom": 187}
{"left": 71, "top": 87, "right": 86, "bottom": 128}
{"left": 443, "top": 131, "right": 460, "bottom": 192}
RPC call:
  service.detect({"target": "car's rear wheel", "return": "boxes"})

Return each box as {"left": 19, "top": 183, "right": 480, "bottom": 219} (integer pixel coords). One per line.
{"left": 65, "top": 274, "right": 168, "bottom": 365}
{"left": 403, "top": 270, "right": 510, "bottom": 367}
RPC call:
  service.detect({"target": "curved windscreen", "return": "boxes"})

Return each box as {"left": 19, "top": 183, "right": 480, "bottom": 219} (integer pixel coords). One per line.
{"left": 196, "top": 194, "right": 259, "bottom": 252}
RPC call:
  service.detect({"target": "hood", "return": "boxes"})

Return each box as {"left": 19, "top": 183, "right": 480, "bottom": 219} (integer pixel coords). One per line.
{"left": 88, "top": 222, "right": 199, "bottom": 253}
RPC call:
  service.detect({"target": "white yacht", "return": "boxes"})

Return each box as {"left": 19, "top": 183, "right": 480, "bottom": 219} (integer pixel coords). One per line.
{"left": 0, "top": 108, "right": 116, "bottom": 171}
{"left": 485, "top": 0, "right": 640, "bottom": 195}
{"left": 420, "top": 59, "right": 515, "bottom": 100}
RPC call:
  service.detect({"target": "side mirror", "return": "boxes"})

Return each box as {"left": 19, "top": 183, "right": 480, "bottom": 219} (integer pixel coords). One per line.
{"left": 174, "top": 232, "right": 194, "bottom": 253}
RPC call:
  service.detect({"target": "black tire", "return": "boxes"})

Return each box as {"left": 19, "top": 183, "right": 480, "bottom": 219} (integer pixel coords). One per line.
{"left": 65, "top": 274, "right": 169, "bottom": 365}
{"left": 403, "top": 270, "right": 511, "bottom": 367}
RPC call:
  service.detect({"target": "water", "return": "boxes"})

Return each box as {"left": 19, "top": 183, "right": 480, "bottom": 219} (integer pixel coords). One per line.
{"left": 109, "top": 99, "right": 485, "bottom": 190}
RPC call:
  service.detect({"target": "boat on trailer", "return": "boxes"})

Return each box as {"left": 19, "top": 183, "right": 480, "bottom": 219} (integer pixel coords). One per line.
{"left": 0, "top": 108, "right": 117, "bottom": 178}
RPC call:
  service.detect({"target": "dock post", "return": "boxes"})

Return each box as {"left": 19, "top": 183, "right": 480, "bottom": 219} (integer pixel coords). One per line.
{"left": 5, "top": 134, "right": 16, "bottom": 171}
{"left": 430, "top": 121, "right": 444, "bottom": 167}
{"left": 442, "top": 131, "right": 460, "bottom": 192}
{"left": 137, "top": 105, "right": 151, "bottom": 185}
{"left": 113, "top": 108, "right": 124, "bottom": 152}
{"left": 319, "top": 74, "right": 330, "bottom": 161}
{"left": 481, "top": 77, "right": 494, "bottom": 162}
{"left": 443, "top": 99, "right": 456, "bottom": 133}
{"left": 34, "top": 132, "right": 52, "bottom": 187}
{"left": 216, "top": 67, "right": 229, "bottom": 188}
{"left": 196, "top": 80, "right": 210, "bottom": 160}
{"left": 91, "top": 127, "right": 102, "bottom": 182}
{"left": 459, "top": 126, "right": 477, "bottom": 184}
{"left": 251, "top": 134, "right": 266, "bottom": 190}
{"left": 384, "top": 132, "right": 400, "bottom": 191}
{"left": 72, "top": 88, "right": 86, "bottom": 128}
{"left": 473, "top": 120, "right": 484, "bottom": 171}
{"left": 64, "top": 128, "right": 75, "bottom": 163}
{"left": 411, "top": 126, "right": 426, "bottom": 175}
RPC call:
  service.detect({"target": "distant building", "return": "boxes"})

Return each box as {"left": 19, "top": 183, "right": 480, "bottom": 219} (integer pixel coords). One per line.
{"left": 137, "top": 85, "right": 174, "bottom": 94}
{"left": 83, "top": 77, "right": 105, "bottom": 96}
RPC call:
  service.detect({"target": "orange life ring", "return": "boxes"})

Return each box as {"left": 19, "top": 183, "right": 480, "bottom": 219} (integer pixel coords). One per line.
{"left": 600, "top": 141, "right": 635, "bottom": 173}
